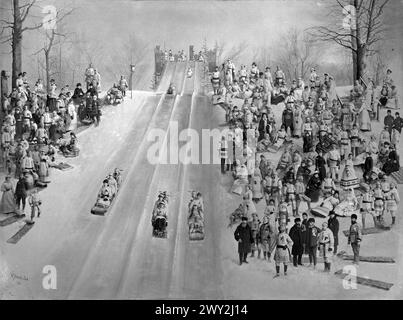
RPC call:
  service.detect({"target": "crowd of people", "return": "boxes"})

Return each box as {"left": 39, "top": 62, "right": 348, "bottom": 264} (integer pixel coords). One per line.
{"left": 0, "top": 64, "right": 111, "bottom": 221}
{"left": 163, "top": 48, "right": 205, "bottom": 63}
{"left": 164, "top": 49, "right": 188, "bottom": 62}
{"left": 215, "top": 60, "right": 401, "bottom": 275}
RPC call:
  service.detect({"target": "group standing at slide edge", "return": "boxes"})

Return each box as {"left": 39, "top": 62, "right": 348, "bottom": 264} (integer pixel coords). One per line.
{"left": 212, "top": 59, "right": 400, "bottom": 277}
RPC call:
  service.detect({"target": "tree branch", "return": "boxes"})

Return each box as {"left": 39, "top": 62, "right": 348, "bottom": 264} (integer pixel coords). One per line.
{"left": 21, "top": 0, "right": 37, "bottom": 22}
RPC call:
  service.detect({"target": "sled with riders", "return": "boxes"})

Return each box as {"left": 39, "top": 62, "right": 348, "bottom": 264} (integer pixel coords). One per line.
{"left": 188, "top": 191, "right": 205, "bottom": 241}
{"left": 91, "top": 168, "right": 123, "bottom": 215}
{"left": 167, "top": 83, "right": 176, "bottom": 95}
{"left": 105, "top": 84, "right": 124, "bottom": 105}
{"left": 152, "top": 191, "right": 169, "bottom": 238}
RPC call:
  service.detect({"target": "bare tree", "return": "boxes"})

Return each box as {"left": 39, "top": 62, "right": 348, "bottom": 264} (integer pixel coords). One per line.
{"left": 31, "top": 7, "right": 74, "bottom": 93}
{"left": 215, "top": 40, "right": 248, "bottom": 66}
{"left": 308, "top": 0, "right": 390, "bottom": 82}
{"left": 73, "top": 31, "right": 105, "bottom": 67}
{"left": 0, "top": 0, "right": 48, "bottom": 87}
{"left": 366, "top": 40, "right": 392, "bottom": 86}
{"left": 273, "top": 28, "right": 320, "bottom": 81}
{"left": 252, "top": 45, "right": 272, "bottom": 70}
{"left": 104, "top": 33, "right": 150, "bottom": 87}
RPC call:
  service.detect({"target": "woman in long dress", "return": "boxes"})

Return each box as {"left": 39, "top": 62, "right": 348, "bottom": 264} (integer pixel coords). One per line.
{"left": 293, "top": 105, "right": 303, "bottom": 138}
{"left": 357, "top": 102, "right": 372, "bottom": 132}
{"left": 38, "top": 153, "right": 50, "bottom": 183}
{"left": 243, "top": 184, "right": 256, "bottom": 219}
{"left": 251, "top": 164, "right": 263, "bottom": 202}
{"left": 340, "top": 154, "right": 359, "bottom": 189}
{"left": 0, "top": 176, "right": 17, "bottom": 214}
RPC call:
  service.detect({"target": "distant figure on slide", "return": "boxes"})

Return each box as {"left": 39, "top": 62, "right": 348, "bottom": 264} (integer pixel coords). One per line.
{"left": 119, "top": 75, "right": 129, "bottom": 97}
{"left": 187, "top": 67, "right": 193, "bottom": 78}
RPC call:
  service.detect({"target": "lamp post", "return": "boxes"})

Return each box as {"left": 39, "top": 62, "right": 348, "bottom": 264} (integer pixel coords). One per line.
{"left": 130, "top": 64, "right": 136, "bottom": 99}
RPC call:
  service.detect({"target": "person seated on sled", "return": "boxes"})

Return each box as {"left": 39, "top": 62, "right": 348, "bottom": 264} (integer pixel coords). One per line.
{"left": 188, "top": 190, "right": 197, "bottom": 208}
{"left": 192, "top": 192, "right": 204, "bottom": 212}
{"left": 97, "top": 179, "right": 112, "bottom": 207}
{"left": 187, "top": 67, "right": 193, "bottom": 78}
{"left": 107, "top": 84, "right": 119, "bottom": 103}
{"left": 107, "top": 174, "right": 117, "bottom": 198}
{"left": 153, "top": 202, "right": 167, "bottom": 230}
{"left": 167, "top": 83, "right": 175, "bottom": 95}
{"left": 113, "top": 168, "right": 122, "bottom": 187}
{"left": 157, "top": 191, "right": 169, "bottom": 207}
{"left": 189, "top": 204, "right": 203, "bottom": 224}
{"left": 189, "top": 205, "right": 203, "bottom": 233}
{"left": 67, "top": 132, "right": 78, "bottom": 152}
{"left": 114, "top": 89, "right": 123, "bottom": 104}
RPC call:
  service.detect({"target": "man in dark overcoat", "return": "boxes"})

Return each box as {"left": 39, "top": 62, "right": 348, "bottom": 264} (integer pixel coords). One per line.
{"left": 327, "top": 210, "right": 339, "bottom": 254}
{"left": 234, "top": 216, "right": 254, "bottom": 265}
{"left": 289, "top": 217, "right": 303, "bottom": 267}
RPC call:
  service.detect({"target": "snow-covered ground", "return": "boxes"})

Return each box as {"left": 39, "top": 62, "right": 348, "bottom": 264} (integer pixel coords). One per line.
{"left": 1, "top": 61, "right": 403, "bottom": 300}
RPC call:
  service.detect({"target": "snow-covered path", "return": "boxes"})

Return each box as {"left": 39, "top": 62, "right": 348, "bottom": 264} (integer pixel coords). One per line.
{"left": 1, "top": 60, "right": 403, "bottom": 300}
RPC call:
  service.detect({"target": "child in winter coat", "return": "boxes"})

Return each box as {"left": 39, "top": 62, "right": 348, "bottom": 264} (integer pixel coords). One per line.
{"left": 318, "top": 222, "right": 334, "bottom": 272}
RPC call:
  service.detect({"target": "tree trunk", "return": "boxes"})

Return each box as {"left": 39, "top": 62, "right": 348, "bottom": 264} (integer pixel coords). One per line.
{"left": 352, "top": 51, "right": 357, "bottom": 83}
{"left": 351, "top": 0, "right": 359, "bottom": 83}
{"left": 45, "top": 51, "right": 50, "bottom": 94}
{"left": 356, "top": 46, "right": 367, "bottom": 81}
{"left": 12, "top": 0, "right": 22, "bottom": 88}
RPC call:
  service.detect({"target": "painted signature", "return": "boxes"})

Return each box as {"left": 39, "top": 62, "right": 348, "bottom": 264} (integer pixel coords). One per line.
{"left": 10, "top": 272, "right": 28, "bottom": 281}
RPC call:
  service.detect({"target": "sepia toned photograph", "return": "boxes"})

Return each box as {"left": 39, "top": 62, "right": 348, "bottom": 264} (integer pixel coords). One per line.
{"left": 0, "top": 0, "right": 402, "bottom": 302}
